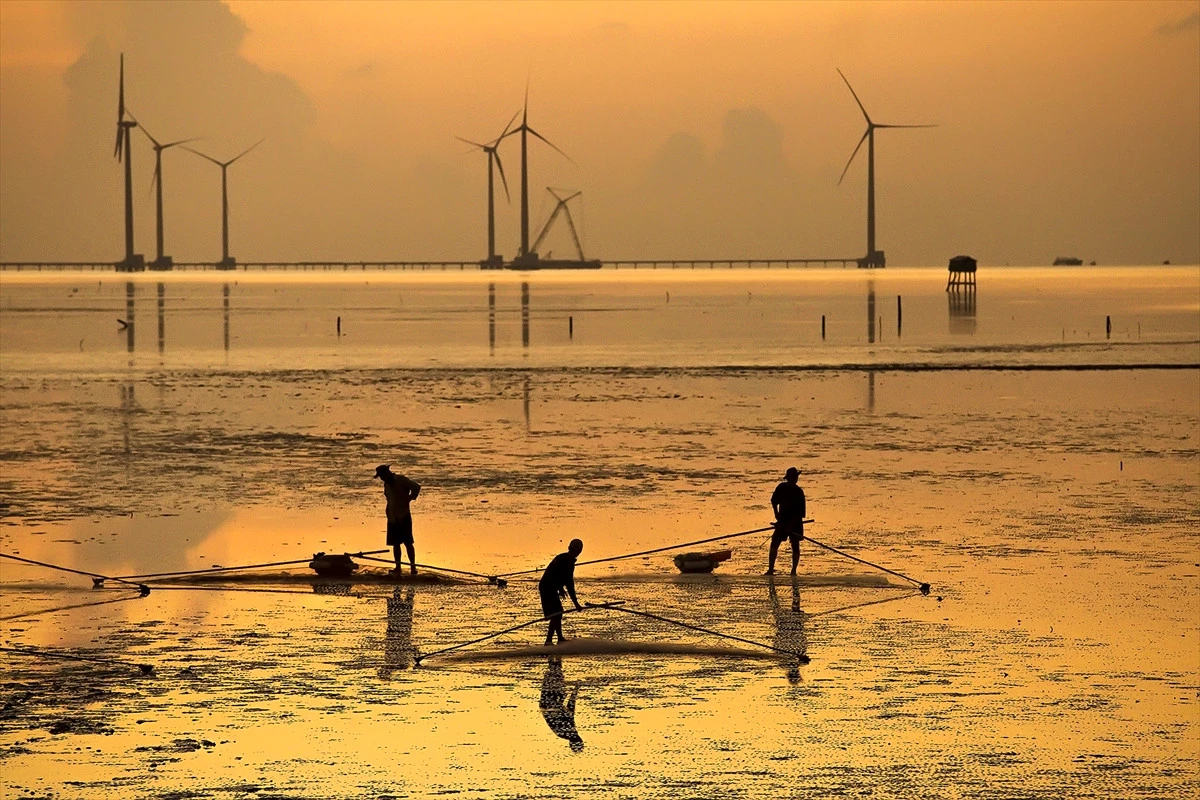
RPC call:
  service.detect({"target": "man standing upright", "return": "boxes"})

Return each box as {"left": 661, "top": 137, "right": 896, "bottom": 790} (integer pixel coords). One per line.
{"left": 768, "top": 466, "right": 806, "bottom": 576}
{"left": 376, "top": 464, "right": 421, "bottom": 575}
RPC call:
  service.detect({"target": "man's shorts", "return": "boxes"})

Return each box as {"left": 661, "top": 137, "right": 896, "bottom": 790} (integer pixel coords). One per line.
{"left": 387, "top": 517, "right": 413, "bottom": 546}
{"left": 772, "top": 523, "right": 803, "bottom": 546}
{"left": 540, "top": 588, "right": 564, "bottom": 620}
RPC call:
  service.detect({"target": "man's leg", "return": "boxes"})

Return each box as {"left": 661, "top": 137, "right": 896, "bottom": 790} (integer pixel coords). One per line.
{"left": 392, "top": 543, "right": 404, "bottom": 572}
{"left": 766, "top": 538, "right": 779, "bottom": 575}
{"left": 405, "top": 542, "right": 417, "bottom": 575}
{"left": 546, "top": 615, "right": 563, "bottom": 646}
{"left": 790, "top": 537, "right": 800, "bottom": 575}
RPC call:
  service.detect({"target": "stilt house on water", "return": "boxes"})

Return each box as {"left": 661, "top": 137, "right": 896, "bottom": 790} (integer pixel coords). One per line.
{"left": 946, "top": 255, "right": 977, "bottom": 290}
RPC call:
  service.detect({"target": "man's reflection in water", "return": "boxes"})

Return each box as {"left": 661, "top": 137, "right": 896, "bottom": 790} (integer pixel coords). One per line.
{"left": 539, "top": 656, "right": 584, "bottom": 751}
{"left": 378, "top": 586, "right": 415, "bottom": 679}
{"left": 770, "top": 575, "right": 808, "bottom": 683}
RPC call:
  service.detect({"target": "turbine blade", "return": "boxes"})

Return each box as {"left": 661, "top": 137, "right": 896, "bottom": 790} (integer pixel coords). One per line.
{"left": 837, "top": 68, "right": 872, "bottom": 125}
{"left": 138, "top": 123, "right": 160, "bottom": 148}
{"left": 228, "top": 138, "right": 265, "bottom": 165}
{"left": 162, "top": 136, "right": 201, "bottom": 149}
{"left": 114, "top": 128, "right": 123, "bottom": 160}
{"left": 493, "top": 151, "right": 510, "bottom": 202}
{"left": 456, "top": 135, "right": 487, "bottom": 149}
{"left": 149, "top": 160, "right": 160, "bottom": 195}
{"left": 182, "top": 145, "right": 222, "bottom": 166}
{"left": 838, "top": 129, "right": 870, "bottom": 186}
{"left": 875, "top": 123, "right": 938, "bottom": 129}
{"left": 496, "top": 109, "right": 520, "bottom": 142}
{"left": 526, "top": 126, "right": 573, "bottom": 164}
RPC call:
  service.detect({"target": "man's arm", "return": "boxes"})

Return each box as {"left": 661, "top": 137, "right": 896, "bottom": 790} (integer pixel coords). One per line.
{"left": 401, "top": 475, "right": 421, "bottom": 501}
{"left": 566, "top": 574, "right": 581, "bottom": 610}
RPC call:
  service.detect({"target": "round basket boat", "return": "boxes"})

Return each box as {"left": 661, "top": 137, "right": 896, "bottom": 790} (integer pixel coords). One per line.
{"left": 673, "top": 549, "right": 733, "bottom": 574}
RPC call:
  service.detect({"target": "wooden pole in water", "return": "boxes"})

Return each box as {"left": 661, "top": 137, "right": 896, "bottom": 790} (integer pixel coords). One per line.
{"left": 1106, "top": 315, "right": 1111, "bottom": 339}
{"left": 569, "top": 316, "right": 573, "bottom": 339}
{"left": 821, "top": 315, "right": 826, "bottom": 340}
{"left": 897, "top": 295, "right": 902, "bottom": 337}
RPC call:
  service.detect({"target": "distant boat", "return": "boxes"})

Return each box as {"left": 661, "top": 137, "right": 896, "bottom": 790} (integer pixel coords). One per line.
{"left": 1053, "top": 256, "right": 1084, "bottom": 266}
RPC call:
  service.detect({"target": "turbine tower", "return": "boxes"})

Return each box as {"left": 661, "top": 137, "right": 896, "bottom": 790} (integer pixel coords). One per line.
{"left": 458, "top": 111, "right": 517, "bottom": 267}
{"left": 837, "top": 68, "right": 935, "bottom": 269}
{"left": 503, "top": 87, "right": 570, "bottom": 266}
{"left": 139, "top": 123, "right": 197, "bottom": 271}
{"left": 113, "top": 54, "right": 144, "bottom": 272}
{"left": 184, "top": 140, "right": 263, "bottom": 269}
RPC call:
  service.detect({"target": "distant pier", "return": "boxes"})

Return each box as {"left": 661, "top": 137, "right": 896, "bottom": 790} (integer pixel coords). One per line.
{"left": 0, "top": 257, "right": 864, "bottom": 272}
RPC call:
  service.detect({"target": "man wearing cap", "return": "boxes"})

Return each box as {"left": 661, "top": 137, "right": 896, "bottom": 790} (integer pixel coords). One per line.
{"left": 768, "top": 467, "right": 806, "bottom": 575}
{"left": 375, "top": 465, "right": 421, "bottom": 575}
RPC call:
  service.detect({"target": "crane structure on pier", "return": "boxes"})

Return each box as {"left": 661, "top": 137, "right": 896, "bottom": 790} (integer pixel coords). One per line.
{"left": 523, "top": 188, "right": 600, "bottom": 269}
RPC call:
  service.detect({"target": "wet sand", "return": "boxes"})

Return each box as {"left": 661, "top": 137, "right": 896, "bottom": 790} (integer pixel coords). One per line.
{"left": 1, "top": 267, "right": 1197, "bottom": 798}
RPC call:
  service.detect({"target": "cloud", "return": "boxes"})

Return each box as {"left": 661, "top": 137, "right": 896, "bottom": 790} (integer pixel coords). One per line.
{"left": 1156, "top": 11, "right": 1199, "bottom": 36}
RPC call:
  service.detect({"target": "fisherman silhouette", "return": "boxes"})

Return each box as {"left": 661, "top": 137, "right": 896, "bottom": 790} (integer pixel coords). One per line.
{"left": 539, "top": 539, "right": 584, "bottom": 646}
{"left": 767, "top": 466, "right": 806, "bottom": 575}
{"left": 378, "top": 586, "right": 415, "bottom": 679}
{"left": 375, "top": 464, "right": 421, "bottom": 575}
{"left": 539, "top": 656, "right": 584, "bottom": 751}
{"left": 769, "top": 575, "right": 809, "bottom": 683}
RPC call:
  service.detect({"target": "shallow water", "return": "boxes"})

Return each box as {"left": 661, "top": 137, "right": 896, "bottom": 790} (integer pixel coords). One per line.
{"left": 1, "top": 267, "right": 1197, "bottom": 798}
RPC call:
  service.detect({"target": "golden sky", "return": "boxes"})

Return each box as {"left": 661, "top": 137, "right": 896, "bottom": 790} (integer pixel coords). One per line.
{"left": 0, "top": 0, "right": 1197, "bottom": 265}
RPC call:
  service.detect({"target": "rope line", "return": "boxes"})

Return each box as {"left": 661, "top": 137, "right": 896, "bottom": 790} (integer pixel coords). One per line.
{"left": 0, "top": 553, "right": 150, "bottom": 595}
{"left": 801, "top": 590, "right": 925, "bottom": 619}
{"left": 803, "top": 536, "right": 931, "bottom": 593}
{"left": 1, "top": 644, "right": 154, "bottom": 675}
{"left": 594, "top": 603, "right": 808, "bottom": 663}
{"left": 0, "top": 591, "right": 145, "bottom": 623}
{"left": 495, "top": 525, "right": 780, "bottom": 579}
{"left": 355, "top": 555, "right": 503, "bottom": 584}
{"left": 114, "top": 557, "right": 329, "bottom": 582}
{"left": 126, "top": 584, "right": 320, "bottom": 596}
{"left": 414, "top": 603, "right": 623, "bottom": 665}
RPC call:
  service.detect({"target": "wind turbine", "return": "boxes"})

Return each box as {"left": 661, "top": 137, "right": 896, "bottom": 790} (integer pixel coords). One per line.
{"left": 113, "top": 53, "right": 144, "bottom": 271}
{"left": 502, "top": 87, "right": 571, "bottom": 266}
{"left": 139, "top": 122, "right": 198, "bottom": 270}
{"left": 184, "top": 140, "right": 263, "bottom": 269}
{"left": 458, "top": 111, "right": 518, "bottom": 267}
{"left": 837, "top": 68, "right": 935, "bottom": 269}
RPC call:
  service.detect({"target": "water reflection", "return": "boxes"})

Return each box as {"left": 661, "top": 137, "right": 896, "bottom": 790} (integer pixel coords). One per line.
{"left": 521, "top": 281, "right": 530, "bottom": 351}
{"left": 156, "top": 282, "right": 165, "bottom": 355}
{"left": 539, "top": 655, "right": 584, "bottom": 751}
{"left": 866, "top": 281, "right": 876, "bottom": 345}
{"left": 866, "top": 282, "right": 877, "bottom": 412}
{"left": 378, "top": 586, "right": 415, "bottom": 678}
{"left": 124, "top": 281, "right": 135, "bottom": 353}
{"left": 769, "top": 576, "right": 808, "bottom": 683}
{"left": 523, "top": 376, "right": 531, "bottom": 433}
{"left": 223, "top": 283, "right": 231, "bottom": 353}
{"left": 119, "top": 381, "right": 136, "bottom": 459}
{"left": 948, "top": 285, "right": 977, "bottom": 335}
{"left": 488, "top": 282, "right": 496, "bottom": 354}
